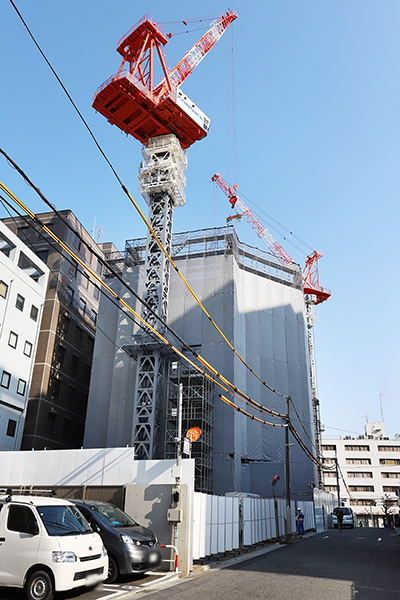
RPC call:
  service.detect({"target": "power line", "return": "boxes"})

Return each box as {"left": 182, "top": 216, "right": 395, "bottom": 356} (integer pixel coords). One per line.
{"left": 7, "top": 1, "right": 294, "bottom": 406}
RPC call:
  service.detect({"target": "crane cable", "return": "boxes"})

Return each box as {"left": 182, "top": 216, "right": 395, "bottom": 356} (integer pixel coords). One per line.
{"left": 8, "top": 0, "right": 290, "bottom": 405}
{"left": 0, "top": 179, "right": 288, "bottom": 422}
{"left": 1, "top": 181, "right": 331, "bottom": 466}
{"left": 5, "top": 6, "right": 331, "bottom": 470}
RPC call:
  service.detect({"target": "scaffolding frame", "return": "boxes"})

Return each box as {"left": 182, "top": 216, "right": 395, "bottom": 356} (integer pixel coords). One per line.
{"left": 166, "top": 361, "right": 214, "bottom": 493}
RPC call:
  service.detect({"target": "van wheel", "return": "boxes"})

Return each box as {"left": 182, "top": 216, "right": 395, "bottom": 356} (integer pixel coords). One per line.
{"left": 106, "top": 556, "right": 118, "bottom": 584}
{"left": 25, "top": 570, "right": 54, "bottom": 600}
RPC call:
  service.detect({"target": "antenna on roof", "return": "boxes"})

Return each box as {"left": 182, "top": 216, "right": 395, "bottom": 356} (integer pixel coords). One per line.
{"left": 379, "top": 393, "right": 384, "bottom": 424}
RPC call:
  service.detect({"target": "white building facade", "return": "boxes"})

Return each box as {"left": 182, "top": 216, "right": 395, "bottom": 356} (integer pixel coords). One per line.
{"left": 322, "top": 422, "right": 400, "bottom": 526}
{"left": 0, "top": 221, "right": 49, "bottom": 450}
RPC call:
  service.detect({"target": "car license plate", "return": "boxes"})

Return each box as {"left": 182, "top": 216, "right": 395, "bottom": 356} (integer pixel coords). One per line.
{"left": 149, "top": 552, "right": 159, "bottom": 563}
{"left": 85, "top": 574, "right": 99, "bottom": 586}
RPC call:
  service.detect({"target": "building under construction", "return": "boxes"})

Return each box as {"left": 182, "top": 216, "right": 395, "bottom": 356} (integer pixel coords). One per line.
{"left": 84, "top": 225, "right": 317, "bottom": 497}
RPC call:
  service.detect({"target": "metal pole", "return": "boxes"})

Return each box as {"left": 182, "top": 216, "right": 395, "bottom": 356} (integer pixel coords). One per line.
{"left": 285, "top": 397, "right": 292, "bottom": 543}
{"left": 177, "top": 383, "right": 183, "bottom": 469}
{"left": 335, "top": 448, "right": 340, "bottom": 507}
{"left": 174, "top": 383, "right": 183, "bottom": 562}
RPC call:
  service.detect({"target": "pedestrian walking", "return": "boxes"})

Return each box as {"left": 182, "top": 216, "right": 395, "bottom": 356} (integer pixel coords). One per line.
{"left": 335, "top": 507, "right": 344, "bottom": 532}
{"left": 296, "top": 508, "right": 305, "bottom": 535}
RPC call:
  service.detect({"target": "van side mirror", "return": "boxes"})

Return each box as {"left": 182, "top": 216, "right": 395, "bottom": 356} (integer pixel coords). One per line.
{"left": 27, "top": 521, "right": 39, "bottom": 536}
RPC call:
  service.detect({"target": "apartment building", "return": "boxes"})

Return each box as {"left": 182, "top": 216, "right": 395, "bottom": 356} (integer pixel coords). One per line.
{"left": 2, "top": 211, "right": 104, "bottom": 450}
{"left": 0, "top": 221, "right": 49, "bottom": 450}
{"left": 322, "top": 422, "right": 400, "bottom": 526}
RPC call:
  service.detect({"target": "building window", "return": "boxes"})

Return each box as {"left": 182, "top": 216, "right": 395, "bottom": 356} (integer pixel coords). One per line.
{"left": 383, "top": 486, "right": 399, "bottom": 493}
{"left": 344, "top": 445, "right": 370, "bottom": 452}
{"left": 0, "top": 280, "right": 8, "bottom": 299}
{"left": 24, "top": 340, "right": 33, "bottom": 357}
{"left": 347, "top": 472, "right": 373, "bottom": 478}
{"left": 96, "top": 260, "right": 102, "bottom": 277}
{"left": 56, "top": 345, "right": 66, "bottom": 366}
{"left": 75, "top": 326, "right": 83, "bottom": 345}
{"left": 52, "top": 378, "right": 61, "bottom": 399}
{"left": 346, "top": 458, "right": 371, "bottom": 465}
{"left": 82, "top": 272, "right": 90, "bottom": 290}
{"left": 47, "top": 411, "right": 57, "bottom": 433}
{"left": 67, "top": 287, "right": 74, "bottom": 305}
{"left": 16, "top": 379, "right": 26, "bottom": 396}
{"left": 378, "top": 445, "right": 400, "bottom": 452}
{"left": 16, "top": 294, "right": 25, "bottom": 311}
{"left": 324, "top": 485, "right": 337, "bottom": 492}
{"left": 30, "top": 305, "right": 39, "bottom": 321}
{"left": 73, "top": 235, "right": 81, "bottom": 251}
{"left": 380, "top": 459, "right": 400, "bottom": 465}
{"left": 91, "top": 310, "right": 97, "bottom": 324}
{"left": 321, "top": 445, "right": 336, "bottom": 451}
{"left": 69, "top": 260, "right": 78, "bottom": 278}
{"left": 60, "top": 313, "right": 70, "bottom": 335}
{"left": 62, "top": 418, "right": 71, "bottom": 439}
{"left": 67, "top": 385, "right": 75, "bottom": 406}
{"left": 93, "top": 285, "right": 100, "bottom": 300}
{"left": 79, "top": 298, "right": 86, "bottom": 314}
{"left": 381, "top": 472, "right": 400, "bottom": 479}
{"left": 8, "top": 331, "right": 18, "bottom": 349}
{"left": 348, "top": 485, "right": 374, "bottom": 492}
{"left": 324, "top": 472, "right": 336, "bottom": 478}
{"left": 323, "top": 458, "right": 336, "bottom": 465}
{"left": 71, "top": 355, "right": 79, "bottom": 375}
{"left": 6, "top": 419, "right": 17, "bottom": 438}
{"left": 350, "top": 499, "right": 375, "bottom": 506}
{"left": 87, "top": 336, "right": 94, "bottom": 355}
{"left": 1, "top": 371, "right": 11, "bottom": 389}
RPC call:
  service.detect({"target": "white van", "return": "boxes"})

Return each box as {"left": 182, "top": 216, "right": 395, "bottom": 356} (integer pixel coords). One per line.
{"left": 0, "top": 491, "right": 108, "bottom": 600}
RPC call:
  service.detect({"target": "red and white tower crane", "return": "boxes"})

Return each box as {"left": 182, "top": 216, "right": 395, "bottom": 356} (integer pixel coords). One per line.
{"left": 211, "top": 173, "right": 331, "bottom": 304}
{"left": 93, "top": 13, "right": 237, "bottom": 460}
{"left": 212, "top": 172, "right": 330, "bottom": 484}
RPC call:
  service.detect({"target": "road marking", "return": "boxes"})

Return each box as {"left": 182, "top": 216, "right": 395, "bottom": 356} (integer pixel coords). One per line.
{"left": 323, "top": 536, "right": 329, "bottom": 539}
{"left": 355, "top": 537, "right": 366, "bottom": 539}
{"left": 96, "top": 590, "right": 128, "bottom": 600}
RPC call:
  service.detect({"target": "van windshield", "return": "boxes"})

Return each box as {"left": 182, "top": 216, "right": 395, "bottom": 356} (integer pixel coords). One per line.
{"left": 91, "top": 504, "right": 138, "bottom": 528}
{"left": 38, "top": 505, "right": 92, "bottom": 536}
{"left": 334, "top": 507, "right": 352, "bottom": 515}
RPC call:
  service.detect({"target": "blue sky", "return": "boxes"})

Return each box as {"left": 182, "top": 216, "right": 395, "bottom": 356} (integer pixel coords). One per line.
{"left": 1, "top": 1, "right": 400, "bottom": 440}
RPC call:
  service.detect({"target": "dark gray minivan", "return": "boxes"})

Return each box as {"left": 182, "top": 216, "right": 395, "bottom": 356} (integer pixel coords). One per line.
{"left": 71, "top": 499, "right": 162, "bottom": 582}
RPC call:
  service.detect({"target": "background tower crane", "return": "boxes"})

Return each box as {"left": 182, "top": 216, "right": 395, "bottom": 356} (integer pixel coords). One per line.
{"left": 93, "top": 12, "right": 237, "bottom": 459}
{"left": 212, "top": 172, "right": 330, "bottom": 486}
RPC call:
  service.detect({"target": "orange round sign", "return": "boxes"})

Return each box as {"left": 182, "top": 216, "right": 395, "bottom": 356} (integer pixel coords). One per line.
{"left": 186, "top": 427, "right": 201, "bottom": 442}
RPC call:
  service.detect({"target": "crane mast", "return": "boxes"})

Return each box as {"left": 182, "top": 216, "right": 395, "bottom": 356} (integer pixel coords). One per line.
{"left": 212, "top": 172, "right": 330, "bottom": 485}
{"left": 94, "top": 13, "right": 236, "bottom": 460}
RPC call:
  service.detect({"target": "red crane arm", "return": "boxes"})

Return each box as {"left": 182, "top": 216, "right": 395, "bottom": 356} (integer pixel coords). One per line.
{"left": 212, "top": 173, "right": 331, "bottom": 304}
{"left": 154, "top": 10, "right": 238, "bottom": 100}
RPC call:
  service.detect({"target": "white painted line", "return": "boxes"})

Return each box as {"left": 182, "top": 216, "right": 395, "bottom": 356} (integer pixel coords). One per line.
{"left": 323, "top": 536, "right": 329, "bottom": 539}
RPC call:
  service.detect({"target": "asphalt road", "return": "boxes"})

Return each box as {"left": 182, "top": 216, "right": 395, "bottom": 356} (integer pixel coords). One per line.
{"left": 2, "top": 528, "right": 399, "bottom": 600}
{"left": 140, "top": 527, "right": 400, "bottom": 600}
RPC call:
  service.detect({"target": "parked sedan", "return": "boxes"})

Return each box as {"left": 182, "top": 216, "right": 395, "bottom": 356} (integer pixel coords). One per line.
{"left": 70, "top": 499, "right": 162, "bottom": 583}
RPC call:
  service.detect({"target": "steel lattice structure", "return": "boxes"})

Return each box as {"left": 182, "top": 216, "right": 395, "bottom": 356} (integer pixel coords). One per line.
{"left": 131, "top": 135, "right": 187, "bottom": 459}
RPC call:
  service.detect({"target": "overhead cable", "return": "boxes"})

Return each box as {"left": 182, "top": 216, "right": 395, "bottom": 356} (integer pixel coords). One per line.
{"left": 8, "top": 0, "right": 291, "bottom": 404}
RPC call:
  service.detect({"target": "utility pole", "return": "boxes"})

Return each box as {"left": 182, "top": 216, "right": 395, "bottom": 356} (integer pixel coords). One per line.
{"left": 335, "top": 447, "right": 341, "bottom": 506}
{"left": 285, "top": 397, "right": 292, "bottom": 543}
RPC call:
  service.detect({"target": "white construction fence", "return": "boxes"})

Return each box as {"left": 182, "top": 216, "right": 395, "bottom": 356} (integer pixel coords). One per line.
{"left": 192, "top": 493, "right": 316, "bottom": 560}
